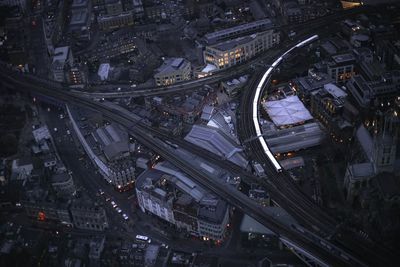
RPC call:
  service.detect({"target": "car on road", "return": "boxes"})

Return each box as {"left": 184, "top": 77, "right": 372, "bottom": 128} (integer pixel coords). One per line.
{"left": 98, "top": 189, "right": 104, "bottom": 195}
{"left": 116, "top": 208, "right": 122, "bottom": 213}
{"left": 122, "top": 213, "right": 129, "bottom": 220}
{"left": 105, "top": 196, "right": 111, "bottom": 202}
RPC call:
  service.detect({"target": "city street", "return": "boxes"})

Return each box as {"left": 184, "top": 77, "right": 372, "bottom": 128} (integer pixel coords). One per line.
{"left": 38, "top": 103, "right": 243, "bottom": 255}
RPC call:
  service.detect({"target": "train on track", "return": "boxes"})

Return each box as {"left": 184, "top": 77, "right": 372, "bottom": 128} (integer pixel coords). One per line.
{"left": 252, "top": 35, "right": 319, "bottom": 173}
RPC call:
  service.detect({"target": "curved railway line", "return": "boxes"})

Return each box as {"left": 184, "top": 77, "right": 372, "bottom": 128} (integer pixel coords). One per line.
{"left": 238, "top": 35, "right": 397, "bottom": 267}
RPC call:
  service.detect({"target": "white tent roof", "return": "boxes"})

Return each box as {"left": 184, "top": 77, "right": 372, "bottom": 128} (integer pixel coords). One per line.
{"left": 263, "top": 95, "right": 313, "bottom": 127}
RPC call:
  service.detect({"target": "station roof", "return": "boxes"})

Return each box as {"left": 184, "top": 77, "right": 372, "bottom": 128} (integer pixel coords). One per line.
{"left": 184, "top": 125, "right": 248, "bottom": 168}
{"left": 263, "top": 95, "right": 313, "bottom": 127}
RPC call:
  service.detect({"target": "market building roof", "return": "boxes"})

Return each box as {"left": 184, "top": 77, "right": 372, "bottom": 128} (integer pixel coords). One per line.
{"left": 263, "top": 95, "right": 313, "bottom": 127}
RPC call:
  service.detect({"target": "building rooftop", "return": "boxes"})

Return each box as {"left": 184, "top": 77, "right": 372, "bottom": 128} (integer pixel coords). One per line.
{"left": 264, "top": 122, "right": 324, "bottom": 154}
{"left": 331, "top": 53, "right": 355, "bottom": 64}
{"left": 135, "top": 168, "right": 166, "bottom": 189}
{"left": 94, "top": 124, "right": 129, "bottom": 161}
{"left": 201, "top": 105, "right": 215, "bottom": 121}
{"left": 51, "top": 173, "right": 71, "bottom": 184}
{"left": 53, "top": 46, "right": 70, "bottom": 63}
{"left": 323, "top": 83, "right": 347, "bottom": 99}
{"left": 155, "top": 161, "right": 214, "bottom": 203}
{"left": 98, "top": 11, "right": 133, "bottom": 22}
{"left": 70, "top": 199, "right": 103, "bottom": 212}
{"left": 207, "top": 111, "right": 236, "bottom": 139}
{"left": 32, "top": 126, "right": 51, "bottom": 143}
{"left": 70, "top": 9, "right": 89, "bottom": 26}
{"left": 210, "top": 31, "right": 269, "bottom": 52}
{"left": 348, "top": 162, "right": 375, "bottom": 179}
{"left": 155, "top": 58, "right": 189, "bottom": 76}
{"left": 71, "top": 0, "right": 88, "bottom": 8}
{"left": 184, "top": 125, "right": 248, "bottom": 168}
{"left": 136, "top": 161, "right": 229, "bottom": 224}
{"left": 356, "top": 125, "right": 373, "bottom": 160}
{"left": 15, "top": 157, "right": 33, "bottom": 167}
{"left": 204, "top": 19, "right": 273, "bottom": 43}
{"left": 263, "top": 95, "right": 313, "bottom": 127}
{"left": 296, "top": 71, "right": 333, "bottom": 94}
{"left": 67, "top": 105, "right": 135, "bottom": 173}
{"left": 198, "top": 198, "right": 228, "bottom": 224}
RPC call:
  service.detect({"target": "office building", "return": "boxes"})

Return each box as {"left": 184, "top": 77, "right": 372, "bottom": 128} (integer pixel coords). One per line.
{"left": 11, "top": 158, "right": 33, "bottom": 181}
{"left": 327, "top": 53, "right": 356, "bottom": 84}
{"left": 203, "top": 30, "right": 280, "bottom": 70}
{"left": 310, "top": 83, "right": 354, "bottom": 141}
{"left": 70, "top": 200, "right": 109, "bottom": 231}
{"left": 203, "top": 19, "right": 274, "bottom": 45}
{"left": 67, "top": 66, "right": 87, "bottom": 88}
{"left": 51, "top": 46, "right": 74, "bottom": 82}
{"left": 42, "top": 0, "right": 69, "bottom": 55}
{"left": 293, "top": 69, "right": 333, "bottom": 104}
{"left": 145, "top": 88, "right": 215, "bottom": 124}
{"left": 154, "top": 58, "right": 191, "bottom": 86}
{"left": 132, "top": 0, "right": 144, "bottom": 17}
{"left": 51, "top": 172, "right": 76, "bottom": 197}
{"left": 24, "top": 201, "right": 72, "bottom": 225}
{"left": 105, "top": 0, "right": 122, "bottom": 15}
{"left": 89, "top": 236, "right": 106, "bottom": 260}
{"left": 98, "top": 11, "right": 134, "bottom": 31}
{"left": 69, "top": 0, "right": 92, "bottom": 40}
{"left": 67, "top": 106, "right": 136, "bottom": 190}
{"left": 136, "top": 161, "right": 230, "bottom": 241}
{"left": 221, "top": 75, "right": 249, "bottom": 97}
{"left": 346, "top": 71, "right": 400, "bottom": 109}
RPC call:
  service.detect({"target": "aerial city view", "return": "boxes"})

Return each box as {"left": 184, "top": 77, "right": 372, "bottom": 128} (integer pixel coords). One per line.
{"left": 0, "top": 0, "right": 399, "bottom": 266}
